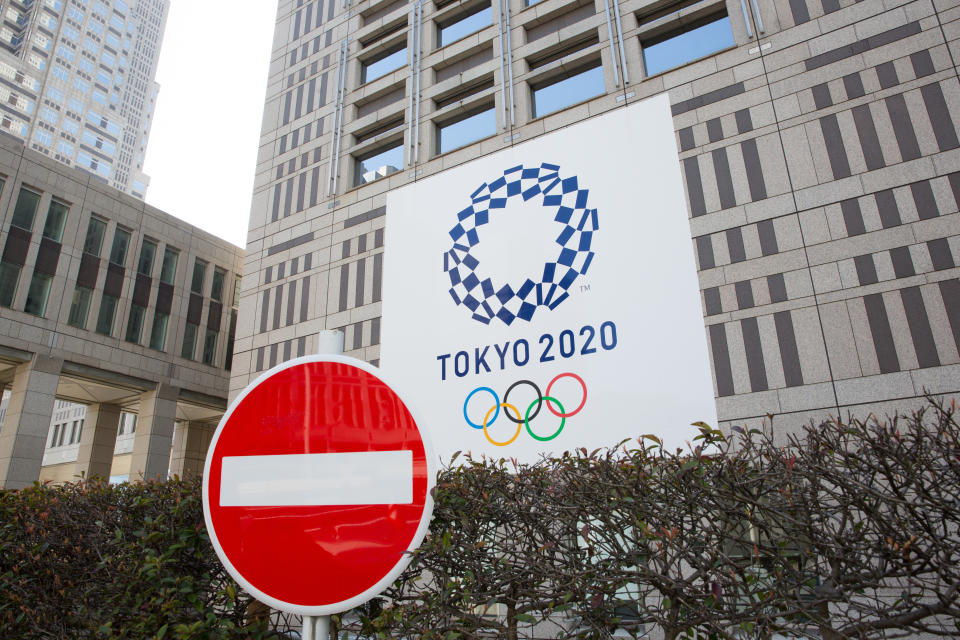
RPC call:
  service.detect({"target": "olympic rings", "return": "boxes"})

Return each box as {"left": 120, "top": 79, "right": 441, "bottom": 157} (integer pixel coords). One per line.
{"left": 462, "top": 373, "right": 587, "bottom": 445}
{"left": 483, "top": 403, "right": 523, "bottom": 446}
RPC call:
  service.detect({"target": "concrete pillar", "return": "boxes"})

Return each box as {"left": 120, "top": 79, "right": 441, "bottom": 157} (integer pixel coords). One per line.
{"left": 0, "top": 355, "right": 62, "bottom": 489}
{"left": 169, "top": 420, "right": 215, "bottom": 479}
{"left": 130, "top": 383, "right": 178, "bottom": 481}
{"left": 0, "top": 382, "right": 8, "bottom": 427}
{"left": 74, "top": 403, "right": 122, "bottom": 481}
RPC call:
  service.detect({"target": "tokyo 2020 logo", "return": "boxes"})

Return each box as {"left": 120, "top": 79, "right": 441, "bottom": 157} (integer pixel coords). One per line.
{"left": 462, "top": 372, "right": 587, "bottom": 446}
{"left": 443, "top": 163, "right": 599, "bottom": 325}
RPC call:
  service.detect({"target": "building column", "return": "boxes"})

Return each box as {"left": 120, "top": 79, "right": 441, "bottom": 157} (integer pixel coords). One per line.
{"left": 74, "top": 403, "right": 121, "bottom": 481}
{"left": 169, "top": 420, "right": 215, "bottom": 479}
{"left": 0, "top": 355, "right": 62, "bottom": 489}
{"left": 0, "top": 382, "right": 8, "bottom": 426}
{"left": 130, "top": 383, "right": 178, "bottom": 481}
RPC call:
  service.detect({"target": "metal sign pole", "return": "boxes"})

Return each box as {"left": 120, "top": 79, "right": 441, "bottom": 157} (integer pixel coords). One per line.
{"left": 300, "top": 329, "right": 345, "bottom": 640}
{"left": 302, "top": 614, "right": 330, "bottom": 640}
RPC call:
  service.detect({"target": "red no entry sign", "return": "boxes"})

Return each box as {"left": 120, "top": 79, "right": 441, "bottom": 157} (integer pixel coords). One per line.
{"left": 202, "top": 355, "right": 435, "bottom": 615}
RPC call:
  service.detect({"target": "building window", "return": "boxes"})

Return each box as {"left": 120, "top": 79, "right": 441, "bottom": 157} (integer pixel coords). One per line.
{"left": 95, "top": 293, "right": 117, "bottom": 335}
{"left": 23, "top": 272, "right": 53, "bottom": 316}
{"left": 224, "top": 335, "right": 235, "bottom": 371}
{"left": 0, "top": 261, "right": 21, "bottom": 307}
{"left": 531, "top": 62, "right": 605, "bottom": 118}
{"left": 41, "top": 199, "right": 69, "bottom": 242}
{"left": 181, "top": 321, "right": 198, "bottom": 359}
{"left": 361, "top": 44, "right": 406, "bottom": 84}
{"left": 34, "top": 129, "right": 53, "bottom": 146}
{"left": 160, "top": 247, "right": 178, "bottom": 284}
{"left": 61, "top": 139, "right": 77, "bottom": 157}
{"left": 117, "top": 412, "right": 137, "bottom": 435}
{"left": 640, "top": 10, "right": 735, "bottom": 77}
{"left": 109, "top": 227, "right": 130, "bottom": 266}
{"left": 202, "top": 329, "right": 218, "bottom": 365}
{"left": 355, "top": 141, "right": 403, "bottom": 186}
{"left": 125, "top": 303, "right": 145, "bottom": 343}
{"left": 191, "top": 259, "right": 207, "bottom": 295}
{"left": 149, "top": 311, "right": 168, "bottom": 351}
{"left": 137, "top": 238, "right": 157, "bottom": 276}
{"left": 211, "top": 268, "right": 226, "bottom": 302}
{"left": 83, "top": 216, "right": 107, "bottom": 255}
{"left": 11, "top": 187, "right": 41, "bottom": 231}
{"left": 438, "top": 3, "right": 492, "bottom": 47}
{"left": 232, "top": 275, "right": 241, "bottom": 308}
{"left": 437, "top": 105, "right": 496, "bottom": 154}
{"left": 67, "top": 286, "right": 92, "bottom": 328}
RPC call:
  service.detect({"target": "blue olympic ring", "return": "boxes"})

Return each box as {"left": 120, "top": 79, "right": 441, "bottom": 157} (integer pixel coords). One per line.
{"left": 463, "top": 386, "right": 499, "bottom": 429}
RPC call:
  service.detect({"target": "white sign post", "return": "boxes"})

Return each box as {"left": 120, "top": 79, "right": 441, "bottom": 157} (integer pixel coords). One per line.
{"left": 303, "top": 329, "right": 343, "bottom": 640}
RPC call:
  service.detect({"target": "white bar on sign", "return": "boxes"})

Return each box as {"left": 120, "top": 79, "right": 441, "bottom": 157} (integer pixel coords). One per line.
{"left": 219, "top": 451, "right": 414, "bottom": 507}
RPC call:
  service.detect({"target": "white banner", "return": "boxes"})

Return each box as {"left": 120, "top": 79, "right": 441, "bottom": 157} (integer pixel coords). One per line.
{"left": 381, "top": 94, "right": 717, "bottom": 464}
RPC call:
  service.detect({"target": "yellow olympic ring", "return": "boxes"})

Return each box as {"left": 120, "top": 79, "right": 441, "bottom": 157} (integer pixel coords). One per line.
{"left": 483, "top": 402, "right": 522, "bottom": 446}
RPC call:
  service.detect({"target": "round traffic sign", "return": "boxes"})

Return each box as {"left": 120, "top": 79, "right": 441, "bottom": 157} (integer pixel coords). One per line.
{"left": 202, "top": 355, "right": 435, "bottom": 615}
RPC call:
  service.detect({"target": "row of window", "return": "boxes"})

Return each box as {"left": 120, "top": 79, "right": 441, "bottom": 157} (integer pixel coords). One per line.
{"left": 48, "top": 419, "right": 84, "bottom": 448}
{"left": 359, "top": 2, "right": 495, "bottom": 84}
{"left": 347, "top": 2, "right": 735, "bottom": 186}
{"left": 0, "top": 183, "right": 70, "bottom": 315}
{"left": 67, "top": 215, "right": 237, "bottom": 366}
{"left": 352, "top": 62, "right": 605, "bottom": 186}
{"left": 0, "top": 180, "right": 239, "bottom": 369}
{"left": 358, "top": 0, "right": 733, "bottom": 83}
{"left": 46, "top": 410, "right": 136, "bottom": 449}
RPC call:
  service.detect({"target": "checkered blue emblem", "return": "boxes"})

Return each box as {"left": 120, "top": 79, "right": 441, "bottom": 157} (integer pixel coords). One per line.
{"left": 443, "top": 163, "right": 599, "bottom": 325}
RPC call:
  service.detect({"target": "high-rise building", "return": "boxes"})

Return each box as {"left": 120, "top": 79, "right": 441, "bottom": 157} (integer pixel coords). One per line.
{"left": 0, "top": 0, "right": 168, "bottom": 199}
{"left": 234, "top": 0, "right": 960, "bottom": 438}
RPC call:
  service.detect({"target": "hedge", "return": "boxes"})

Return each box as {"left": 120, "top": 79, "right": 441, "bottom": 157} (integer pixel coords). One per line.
{"left": 2, "top": 400, "right": 958, "bottom": 639}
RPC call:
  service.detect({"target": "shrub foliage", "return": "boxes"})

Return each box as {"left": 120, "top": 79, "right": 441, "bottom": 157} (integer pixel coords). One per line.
{"left": 1, "top": 401, "right": 958, "bottom": 639}
{"left": 0, "top": 477, "right": 273, "bottom": 639}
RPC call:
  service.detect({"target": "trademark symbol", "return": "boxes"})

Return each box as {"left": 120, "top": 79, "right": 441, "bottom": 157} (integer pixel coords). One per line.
{"left": 580, "top": 284, "right": 591, "bottom": 292}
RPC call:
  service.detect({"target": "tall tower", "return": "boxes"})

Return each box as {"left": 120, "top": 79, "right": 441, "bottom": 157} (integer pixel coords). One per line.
{"left": 234, "top": 0, "right": 960, "bottom": 439}
{"left": 0, "top": 0, "right": 168, "bottom": 199}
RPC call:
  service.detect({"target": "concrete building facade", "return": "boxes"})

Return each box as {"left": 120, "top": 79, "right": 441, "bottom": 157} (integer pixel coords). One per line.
{"left": 0, "top": 134, "right": 242, "bottom": 489}
{"left": 0, "top": 0, "right": 168, "bottom": 198}
{"left": 233, "top": 0, "right": 960, "bottom": 434}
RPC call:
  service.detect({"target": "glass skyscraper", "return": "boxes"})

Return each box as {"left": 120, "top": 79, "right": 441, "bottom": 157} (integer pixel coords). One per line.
{"left": 0, "top": 0, "right": 168, "bottom": 199}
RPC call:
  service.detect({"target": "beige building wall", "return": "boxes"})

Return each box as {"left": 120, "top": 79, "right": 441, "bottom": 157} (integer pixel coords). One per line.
{"left": 233, "top": 0, "right": 960, "bottom": 434}
{"left": 0, "top": 138, "right": 243, "bottom": 488}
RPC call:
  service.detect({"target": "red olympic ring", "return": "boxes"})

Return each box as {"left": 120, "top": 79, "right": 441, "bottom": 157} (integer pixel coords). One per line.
{"left": 545, "top": 372, "right": 587, "bottom": 418}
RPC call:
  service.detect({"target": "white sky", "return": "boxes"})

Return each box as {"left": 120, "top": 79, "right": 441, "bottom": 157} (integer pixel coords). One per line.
{"left": 141, "top": 1, "right": 278, "bottom": 249}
